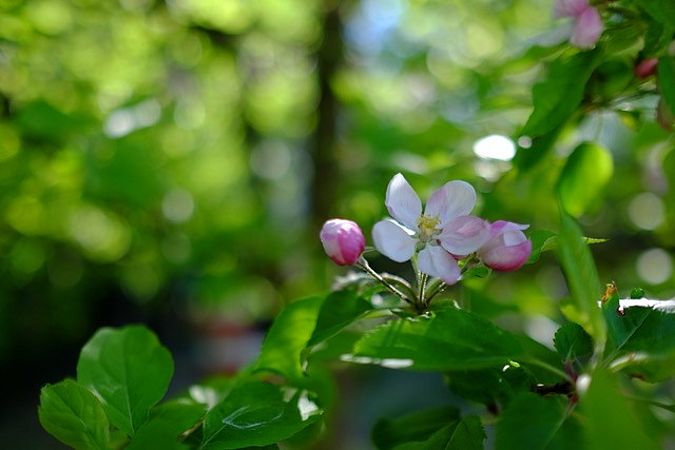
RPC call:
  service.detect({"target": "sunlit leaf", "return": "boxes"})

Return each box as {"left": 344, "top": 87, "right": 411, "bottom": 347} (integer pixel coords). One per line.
{"left": 603, "top": 294, "right": 675, "bottom": 381}
{"left": 350, "top": 306, "right": 562, "bottom": 376}
{"left": 127, "top": 399, "right": 206, "bottom": 450}
{"left": 557, "top": 212, "right": 606, "bottom": 347}
{"left": 77, "top": 325, "right": 174, "bottom": 436}
{"left": 256, "top": 296, "right": 323, "bottom": 381}
{"left": 557, "top": 142, "right": 613, "bottom": 217}
{"left": 38, "top": 379, "right": 110, "bottom": 450}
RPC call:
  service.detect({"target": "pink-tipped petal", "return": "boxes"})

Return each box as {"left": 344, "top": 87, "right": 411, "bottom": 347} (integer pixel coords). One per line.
{"left": 385, "top": 173, "right": 422, "bottom": 231}
{"left": 418, "top": 245, "right": 461, "bottom": 285}
{"left": 554, "top": 0, "right": 589, "bottom": 18}
{"left": 570, "top": 7, "right": 603, "bottom": 49}
{"left": 425, "top": 180, "right": 477, "bottom": 227}
{"left": 372, "top": 219, "right": 417, "bottom": 263}
{"left": 438, "top": 215, "right": 490, "bottom": 257}
{"left": 478, "top": 221, "right": 532, "bottom": 272}
{"left": 320, "top": 219, "right": 366, "bottom": 266}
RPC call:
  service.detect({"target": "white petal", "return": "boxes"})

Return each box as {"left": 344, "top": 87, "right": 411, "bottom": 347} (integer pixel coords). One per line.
{"left": 372, "top": 219, "right": 416, "bottom": 263}
{"left": 439, "top": 215, "right": 490, "bottom": 256}
{"left": 424, "top": 180, "right": 477, "bottom": 226}
{"left": 385, "top": 173, "right": 422, "bottom": 231}
{"left": 418, "top": 245, "right": 460, "bottom": 285}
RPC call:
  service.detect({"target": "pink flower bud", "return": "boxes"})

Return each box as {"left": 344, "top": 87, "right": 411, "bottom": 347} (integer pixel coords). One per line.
{"left": 570, "top": 6, "right": 603, "bottom": 49}
{"left": 478, "top": 221, "right": 532, "bottom": 272}
{"left": 320, "top": 219, "right": 366, "bottom": 266}
{"left": 634, "top": 58, "right": 658, "bottom": 79}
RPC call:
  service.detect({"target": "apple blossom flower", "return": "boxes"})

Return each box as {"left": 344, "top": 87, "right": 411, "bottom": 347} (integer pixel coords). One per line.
{"left": 320, "top": 219, "right": 366, "bottom": 266}
{"left": 554, "top": 0, "right": 590, "bottom": 18}
{"left": 554, "top": 0, "right": 603, "bottom": 49}
{"left": 478, "top": 221, "right": 532, "bottom": 272}
{"left": 570, "top": 7, "right": 603, "bottom": 49}
{"left": 372, "top": 173, "right": 489, "bottom": 285}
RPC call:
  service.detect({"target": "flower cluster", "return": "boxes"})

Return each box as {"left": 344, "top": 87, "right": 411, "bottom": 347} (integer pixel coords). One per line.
{"left": 319, "top": 174, "right": 532, "bottom": 309}
{"left": 555, "top": 0, "right": 603, "bottom": 49}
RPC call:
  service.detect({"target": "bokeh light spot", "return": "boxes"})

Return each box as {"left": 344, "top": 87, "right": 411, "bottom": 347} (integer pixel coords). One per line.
{"left": 473, "top": 134, "right": 516, "bottom": 161}
{"left": 636, "top": 248, "right": 672, "bottom": 285}
{"left": 628, "top": 192, "right": 664, "bottom": 230}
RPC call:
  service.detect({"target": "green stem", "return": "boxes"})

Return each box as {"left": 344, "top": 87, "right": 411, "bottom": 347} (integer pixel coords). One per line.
{"left": 419, "top": 273, "right": 429, "bottom": 308}
{"left": 357, "top": 257, "right": 412, "bottom": 305}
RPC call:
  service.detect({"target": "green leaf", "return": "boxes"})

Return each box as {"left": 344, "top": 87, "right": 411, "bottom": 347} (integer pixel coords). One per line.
{"left": 581, "top": 369, "right": 660, "bottom": 450}
{"left": 634, "top": 0, "right": 675, "bottom": 28}
{"left": 372, "top": 406, "right": 460, "bottom": 450}
{"left": 38, "top": 379, "right": 110, "bottom": 450}
{"left": 553, "top": 323, "right": 593, "bottom": 362}
{"left": 513, "top": 120, "right": 563, "bottom": 171}
{"left": 521, "top": 51, "right": 602, "bottom": 137}
{"left": 389, "top": 416, "right": 484, "bottom": 450}
{"left": 127, "top": 400, "right": 206, "bottom": 450}
{"left": 445, "top": 416, "right": 485, "bottom": 450}
{"left": 255, "top": 296, "right": 323, "bottom": 381}
{"left": 526, "top": 230, "right": 558, "bottom": 264}
{"left": 603, "top": 295, "right": 675, "bottom": 381}
{"left": 350, "top": 307, "right": 560, "bottom": 374}
{"left": 496, "top": 393, "right": 580, "bottom": 450}
{"left": 557, "top": 212, "right": 606, "bottom": 347}
{"left": 557, "top": 142, "right": 613, "bottom": 217}
{"left": 199, "top": 381, "right": 321, "bottom": 450}
{"left": 444, "top": 365, "right": 534, "bottom": 407}
{"left": 308, "top": 290, "right": 372, "bottom": 346}
{"left": 658, "top": 55, "right": 675, "bottom": 116}
{"left": 77, "top": 325, "right": 174, "bottom": 436}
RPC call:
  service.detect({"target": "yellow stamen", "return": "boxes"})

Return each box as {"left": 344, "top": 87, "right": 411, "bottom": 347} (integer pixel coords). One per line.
{"left": 417, "top": 215, "right": 440, "bottom": 242}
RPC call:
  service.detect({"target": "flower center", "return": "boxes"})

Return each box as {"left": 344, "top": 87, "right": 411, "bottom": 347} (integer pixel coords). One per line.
{"left": 417, "top": 215, "right": 440, "bottom": 242}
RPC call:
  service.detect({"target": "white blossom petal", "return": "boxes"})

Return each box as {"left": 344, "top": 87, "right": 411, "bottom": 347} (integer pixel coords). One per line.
{"left": 424, "top": 180, "right": 477, "bottom": 226}
{"left": 385, "top": 173, "right": 422, "bottom": 231}
{"left": 418, "top": 245, "right": 460, "bottom": 285}
{"left": 372, "top": 219, "right": 416, "bottom": 263}
{"left": 438, "top": 215, "right": 490, "bottom": 256}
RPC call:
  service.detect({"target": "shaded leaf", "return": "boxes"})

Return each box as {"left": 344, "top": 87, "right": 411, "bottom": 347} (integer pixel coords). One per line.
{"left": 581, "top": 369, "right": 660, "bottom": 450}
{"left": 77, "top": 325, "right": 174, "bottom": 436}
{"left": 554, "top": 323, "right": 593, "bottom": 362}
{"left": 446, "top": 416, "right": 485, "bottom": 450}
{"left": 200, "top": 381, "right": 321, "bottom": 450}
{"left": 372, "top": 406, "right": 460, "bottom": 450}
{"left": 38, "top": 379, "right": 110, "bottom": 450}
{"left": 658, "top": 55, "right": 675, "bottom": 116}
{"left": 308, "top": 290, "right": 372, "bottom": 346}
{"left": 496, "top": 393, "right": 581, "bottom": 450}
{"left": 521, "top": 51, "right": 602, "bottom": 137}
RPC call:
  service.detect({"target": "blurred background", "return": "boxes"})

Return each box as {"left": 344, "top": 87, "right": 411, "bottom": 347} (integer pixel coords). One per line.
{"left": 0, "top": 0, "right": 673, "bottom": 448}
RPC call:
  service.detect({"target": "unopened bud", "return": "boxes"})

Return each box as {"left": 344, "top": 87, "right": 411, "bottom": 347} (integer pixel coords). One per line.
{"left": 320, "top": 219, "right": 366, "bottom": 266}
{"left": 634, "top": 58, "right": 658, "bottom": 79}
